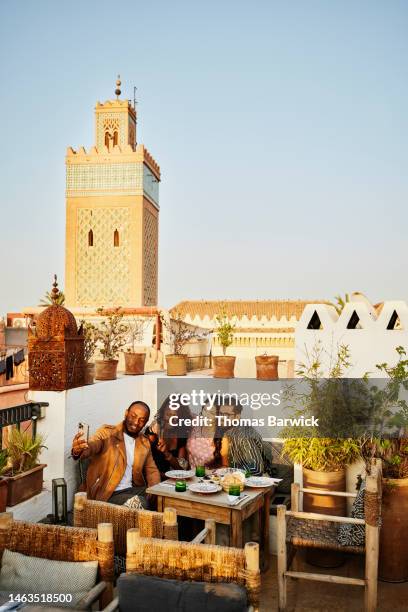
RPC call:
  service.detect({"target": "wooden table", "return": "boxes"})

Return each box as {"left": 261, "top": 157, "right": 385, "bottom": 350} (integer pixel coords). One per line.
{"left": 147, "top": 478, "right": 274, "bottom": 571}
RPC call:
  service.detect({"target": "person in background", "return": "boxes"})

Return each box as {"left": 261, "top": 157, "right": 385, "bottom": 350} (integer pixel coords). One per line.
{"left": 186, "top": 401, "right": 224, "bottom": 470}
{"left": 145, "top": 396, "right": 191, "bottom": 479}
{"left": 219, "top": 398, "right": 275, "bottom": 476}
{"left": 71, "top": 401, "right": 160, "bottom": 508}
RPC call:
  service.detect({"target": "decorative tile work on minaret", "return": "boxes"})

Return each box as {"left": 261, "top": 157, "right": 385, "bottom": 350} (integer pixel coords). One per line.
{"left": 65, "top": 77, "right": 160, "bottom": 308}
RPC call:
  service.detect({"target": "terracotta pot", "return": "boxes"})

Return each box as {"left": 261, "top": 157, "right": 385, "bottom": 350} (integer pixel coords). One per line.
{"left": 124, "top": 352, "right": 146, "bottom": 375}
{"left": 303, "top": 467, "right": 346, "bottom": 568}
{"left": 379, "top": 476, "right": 408, "bottom": 582}
{"left": 84, "top": 362, "right": 95, "bottom": 385}
{"left": 255, "top": 355, "right": 279, "bottom": 380}
{"left": 166, "top": 354, "right": 187, "bottom": 376}
{"left": 5, "top": 464, "right": 46, "bottom": 507}
{"left": 213, "top": 356, "right": 236, "bottom": 379}
{"left": 95, "top": 359, "right": 118, "bottom": 381}
{"left": 0, "top": 479, "right": 7, "bottom": 512}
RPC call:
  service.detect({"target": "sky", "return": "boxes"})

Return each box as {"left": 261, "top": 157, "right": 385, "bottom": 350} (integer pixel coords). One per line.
{"left": 0, "top": 0, "right": 407, "bottom": 316}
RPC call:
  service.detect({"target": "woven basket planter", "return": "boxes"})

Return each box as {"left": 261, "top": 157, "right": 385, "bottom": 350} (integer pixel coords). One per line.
{"left": 95, "top": 359, "right": 118, "bottom": 381}
{"left": 166, "top": 354, "right": 187, "bottom": 376}
{"left": 213, "top": 356, "right": 236, "bottom": 379}
{"left": 124, "top": 352, "right": 146, "bottom": 376}
{"left": 255, "top": 355, "right": 279, "bottom": 380}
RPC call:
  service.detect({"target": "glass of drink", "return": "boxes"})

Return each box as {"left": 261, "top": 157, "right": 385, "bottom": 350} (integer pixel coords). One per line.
{"left": 175, "top": 480, "right": 187, "bottom": 492}
{"left": 195, "top": 465, "right": 205, "bottom": 478}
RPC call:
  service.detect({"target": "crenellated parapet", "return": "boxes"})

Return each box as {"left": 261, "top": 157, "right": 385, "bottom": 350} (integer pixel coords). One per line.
{"left": 65, "top": 143, "right": 160, "bottom": 180}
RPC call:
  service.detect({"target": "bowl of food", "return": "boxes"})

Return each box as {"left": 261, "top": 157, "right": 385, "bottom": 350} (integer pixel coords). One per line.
{"left": 221, "top": 470, "right": 246, "bottom": 493}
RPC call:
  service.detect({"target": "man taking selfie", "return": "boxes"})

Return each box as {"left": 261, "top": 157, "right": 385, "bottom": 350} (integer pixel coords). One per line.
{"left": 71, "top": 401, "right": 160, "bottom": 508}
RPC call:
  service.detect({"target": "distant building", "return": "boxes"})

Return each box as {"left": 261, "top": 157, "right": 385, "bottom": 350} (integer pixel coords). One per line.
{"left": 65, "top": 77, "right": 160, "bottom": 309}
{"left": 170, "top": 300, "right": 328, "bottom": 377}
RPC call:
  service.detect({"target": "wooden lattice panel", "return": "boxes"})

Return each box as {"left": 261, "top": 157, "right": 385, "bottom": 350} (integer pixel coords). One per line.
{"left": 143, "top": 208, "right": 158, "bottom": 306}
{"left": 76, "top": 207, "right": 131, "bottom": 306}
{"left": 28, "top": 339, "right": 84, "bottom": 391}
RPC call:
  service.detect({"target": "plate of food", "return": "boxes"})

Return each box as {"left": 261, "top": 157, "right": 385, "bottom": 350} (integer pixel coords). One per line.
{"left": 245, "top": 476, "right": 276, "bottom": 488}
{"left": 188, "top": 482, "right": 222, "bottom": 494}
{"left": 164, "top": 469, "right": 195, "bottom": 480}
{"left": 214, "top": 467, "right": 246, "bottom": 477}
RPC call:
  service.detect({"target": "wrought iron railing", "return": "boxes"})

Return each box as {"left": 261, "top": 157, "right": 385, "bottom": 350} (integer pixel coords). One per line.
{"left": 0, "top": 402, "right": 48, "bottom": 447}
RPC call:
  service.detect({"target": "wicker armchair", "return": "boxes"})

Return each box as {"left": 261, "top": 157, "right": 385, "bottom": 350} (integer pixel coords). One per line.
{"left": 73, "top": 492, "right": 178, "bottom": 572}
{"left": 276, "top": 460, "right": 382, "bottom": 612}
{"left": 0, "top": 512, "right": 114, "bottom": 609}
{"left": 117, "top": 528, "right": 260, "bottom": 611}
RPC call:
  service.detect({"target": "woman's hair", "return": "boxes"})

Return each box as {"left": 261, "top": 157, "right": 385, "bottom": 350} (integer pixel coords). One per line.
{"left": 156, "top": 395, "right": 192, "bottom": 440}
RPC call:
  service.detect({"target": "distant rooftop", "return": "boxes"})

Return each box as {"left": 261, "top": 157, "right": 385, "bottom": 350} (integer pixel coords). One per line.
{"left": 170, "top": 300, "right": 329, "bottom": 321}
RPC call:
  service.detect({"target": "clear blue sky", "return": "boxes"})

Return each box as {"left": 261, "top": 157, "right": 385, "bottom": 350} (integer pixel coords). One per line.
{"left": 1, "top": 0, "right": 407, "bottom": 315}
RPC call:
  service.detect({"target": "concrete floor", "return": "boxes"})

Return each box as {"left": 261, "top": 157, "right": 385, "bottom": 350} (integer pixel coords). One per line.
{"left": 260, "top": 552, "right": 408, "bottom": 611}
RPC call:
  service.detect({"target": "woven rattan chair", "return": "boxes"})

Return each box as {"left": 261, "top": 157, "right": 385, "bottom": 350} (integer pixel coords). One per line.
{"left": 73, "top": 492, "right": 178, "bottom": 572}
{"left": 276, "top": 460, "right": 382, "bottom": 612}
{"left": 106, "top": 528, "right": 261, "bottom": 611}
{"left": 0, "top": 512, "right": 114, "bottom": 609}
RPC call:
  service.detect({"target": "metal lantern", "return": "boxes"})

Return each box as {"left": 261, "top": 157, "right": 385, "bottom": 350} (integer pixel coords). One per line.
{"left": 52, "top": 478, "right": 68, "bottom": 524}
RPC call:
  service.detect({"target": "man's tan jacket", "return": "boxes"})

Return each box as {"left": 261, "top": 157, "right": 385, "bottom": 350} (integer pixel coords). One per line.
{"left": 79, "top": 422, "right": 160, "bottom": 501}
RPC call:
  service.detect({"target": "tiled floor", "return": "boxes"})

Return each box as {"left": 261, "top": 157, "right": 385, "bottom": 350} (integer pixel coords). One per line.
{"left": 260, "top": 552, "right": 408, "bottom": 611}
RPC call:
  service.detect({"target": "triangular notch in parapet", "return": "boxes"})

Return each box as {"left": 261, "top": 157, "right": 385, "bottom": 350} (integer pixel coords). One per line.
{"left": 307, "top": 311, "right": 323, "bottom": 330}
{"left": 387, "top": 310, "right": 403, "bottom": 330}
{"left": 347, "top": 311, "right": 362, "bottom": 329}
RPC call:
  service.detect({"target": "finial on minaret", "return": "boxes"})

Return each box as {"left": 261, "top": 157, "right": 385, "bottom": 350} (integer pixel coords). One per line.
{"left": 115, "top": 75, "right": 121, "bottom": 99}
{"left": 51, "top": 274, "right": 61, "bottom": 305}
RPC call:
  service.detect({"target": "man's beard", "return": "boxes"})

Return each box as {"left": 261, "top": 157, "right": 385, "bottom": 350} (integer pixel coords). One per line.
{"left": 123, "top": 420, "right": 140, "bottom": 438}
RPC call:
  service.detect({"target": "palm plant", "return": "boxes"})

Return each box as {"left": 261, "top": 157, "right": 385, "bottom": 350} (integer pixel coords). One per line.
{"left": 329, "top": 293, "right": 350, "bottom": 315}
{"left": 39, "top": 290, "right": 66, "bottom": 307}
{"left": 7, "top": 429, "right": 46, "bottom": 475}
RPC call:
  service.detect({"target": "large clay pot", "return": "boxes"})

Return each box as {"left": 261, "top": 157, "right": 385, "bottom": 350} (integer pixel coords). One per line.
{"left": 379, "top": 476, "right": 408, "bottom": 582}
{"left": 124, "top": 352, "right": 146, "bottom": 375}
{"left": 166, "top": 354, "right": 187, "bottom": 376}
{"left": 84, "top": 362, "right": 95, "bottom": 385}
{"left": 255, "top": 355, "right": 279, "bottom": 380}
{"left": 303, "top": 467, "right": 346, "bottom": 567}
{"left": 213, "top": 356, "right": 236, "bottom": 379}
{"left": 95, "top": 359, "right": 118, "bottom": 381}
{"left": 5, "top": 464, "right": 46, "bottom": 506}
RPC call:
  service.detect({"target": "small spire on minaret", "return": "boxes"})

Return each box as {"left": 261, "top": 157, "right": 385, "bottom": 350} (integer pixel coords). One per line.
{"left": 115, "top": 75, "right": 121, "bottom": 99}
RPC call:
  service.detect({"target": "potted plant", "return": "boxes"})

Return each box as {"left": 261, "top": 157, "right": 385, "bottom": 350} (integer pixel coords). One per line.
{"left": 161, "top": 311, "right": 201, "bottom": 376}
{"left": 282, "top": 343, "right": 367, "bottom": 566}
{"left": 0, "top": 449, "right": 9, "bottom": 512}
{"left": 362, "top": 346, "right": 408, "bottom": 582}
{"left": 4, "top": 429, "right": 47, "bottom": 506}
{"left": 213, "top": 308, "right": 236, "bottom": 378}
{"left": 255, "top": 353, "right": 279, "bottom": 380}
{"left": 124, "top": 316, "right": 149, "bottom": 375}
{"left": 81, "top": 320, "right": 97, "bottom": 385}
{"left": 94, "top": 308, "right": 128, "bottom": 380}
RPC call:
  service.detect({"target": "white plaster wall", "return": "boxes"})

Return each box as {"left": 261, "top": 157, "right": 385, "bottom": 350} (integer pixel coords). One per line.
{"left": 295, "top": 301, "right": 408, "bottom": 377}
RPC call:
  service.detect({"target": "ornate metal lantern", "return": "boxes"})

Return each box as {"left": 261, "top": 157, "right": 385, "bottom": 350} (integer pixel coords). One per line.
{"left": 28, "top": 276, "right": 85, "bottom": 390}
{"left": 52, "top": 478, "right": 68, "bottom": 524}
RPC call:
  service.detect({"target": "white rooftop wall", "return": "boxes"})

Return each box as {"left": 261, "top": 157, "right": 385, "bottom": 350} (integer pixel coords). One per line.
{"left": 295, "top": 301, "right": 408, "bottom": 378}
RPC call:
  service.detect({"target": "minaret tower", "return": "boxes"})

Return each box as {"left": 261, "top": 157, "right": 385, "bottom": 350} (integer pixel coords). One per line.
{"left": 65, "top": 77, "right": 160, "bottom": 308}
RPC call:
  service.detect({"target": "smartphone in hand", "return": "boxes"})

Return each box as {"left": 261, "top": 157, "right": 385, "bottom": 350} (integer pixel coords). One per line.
{"left": 78, "top": 422, "right": 89, "bottom": 441}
